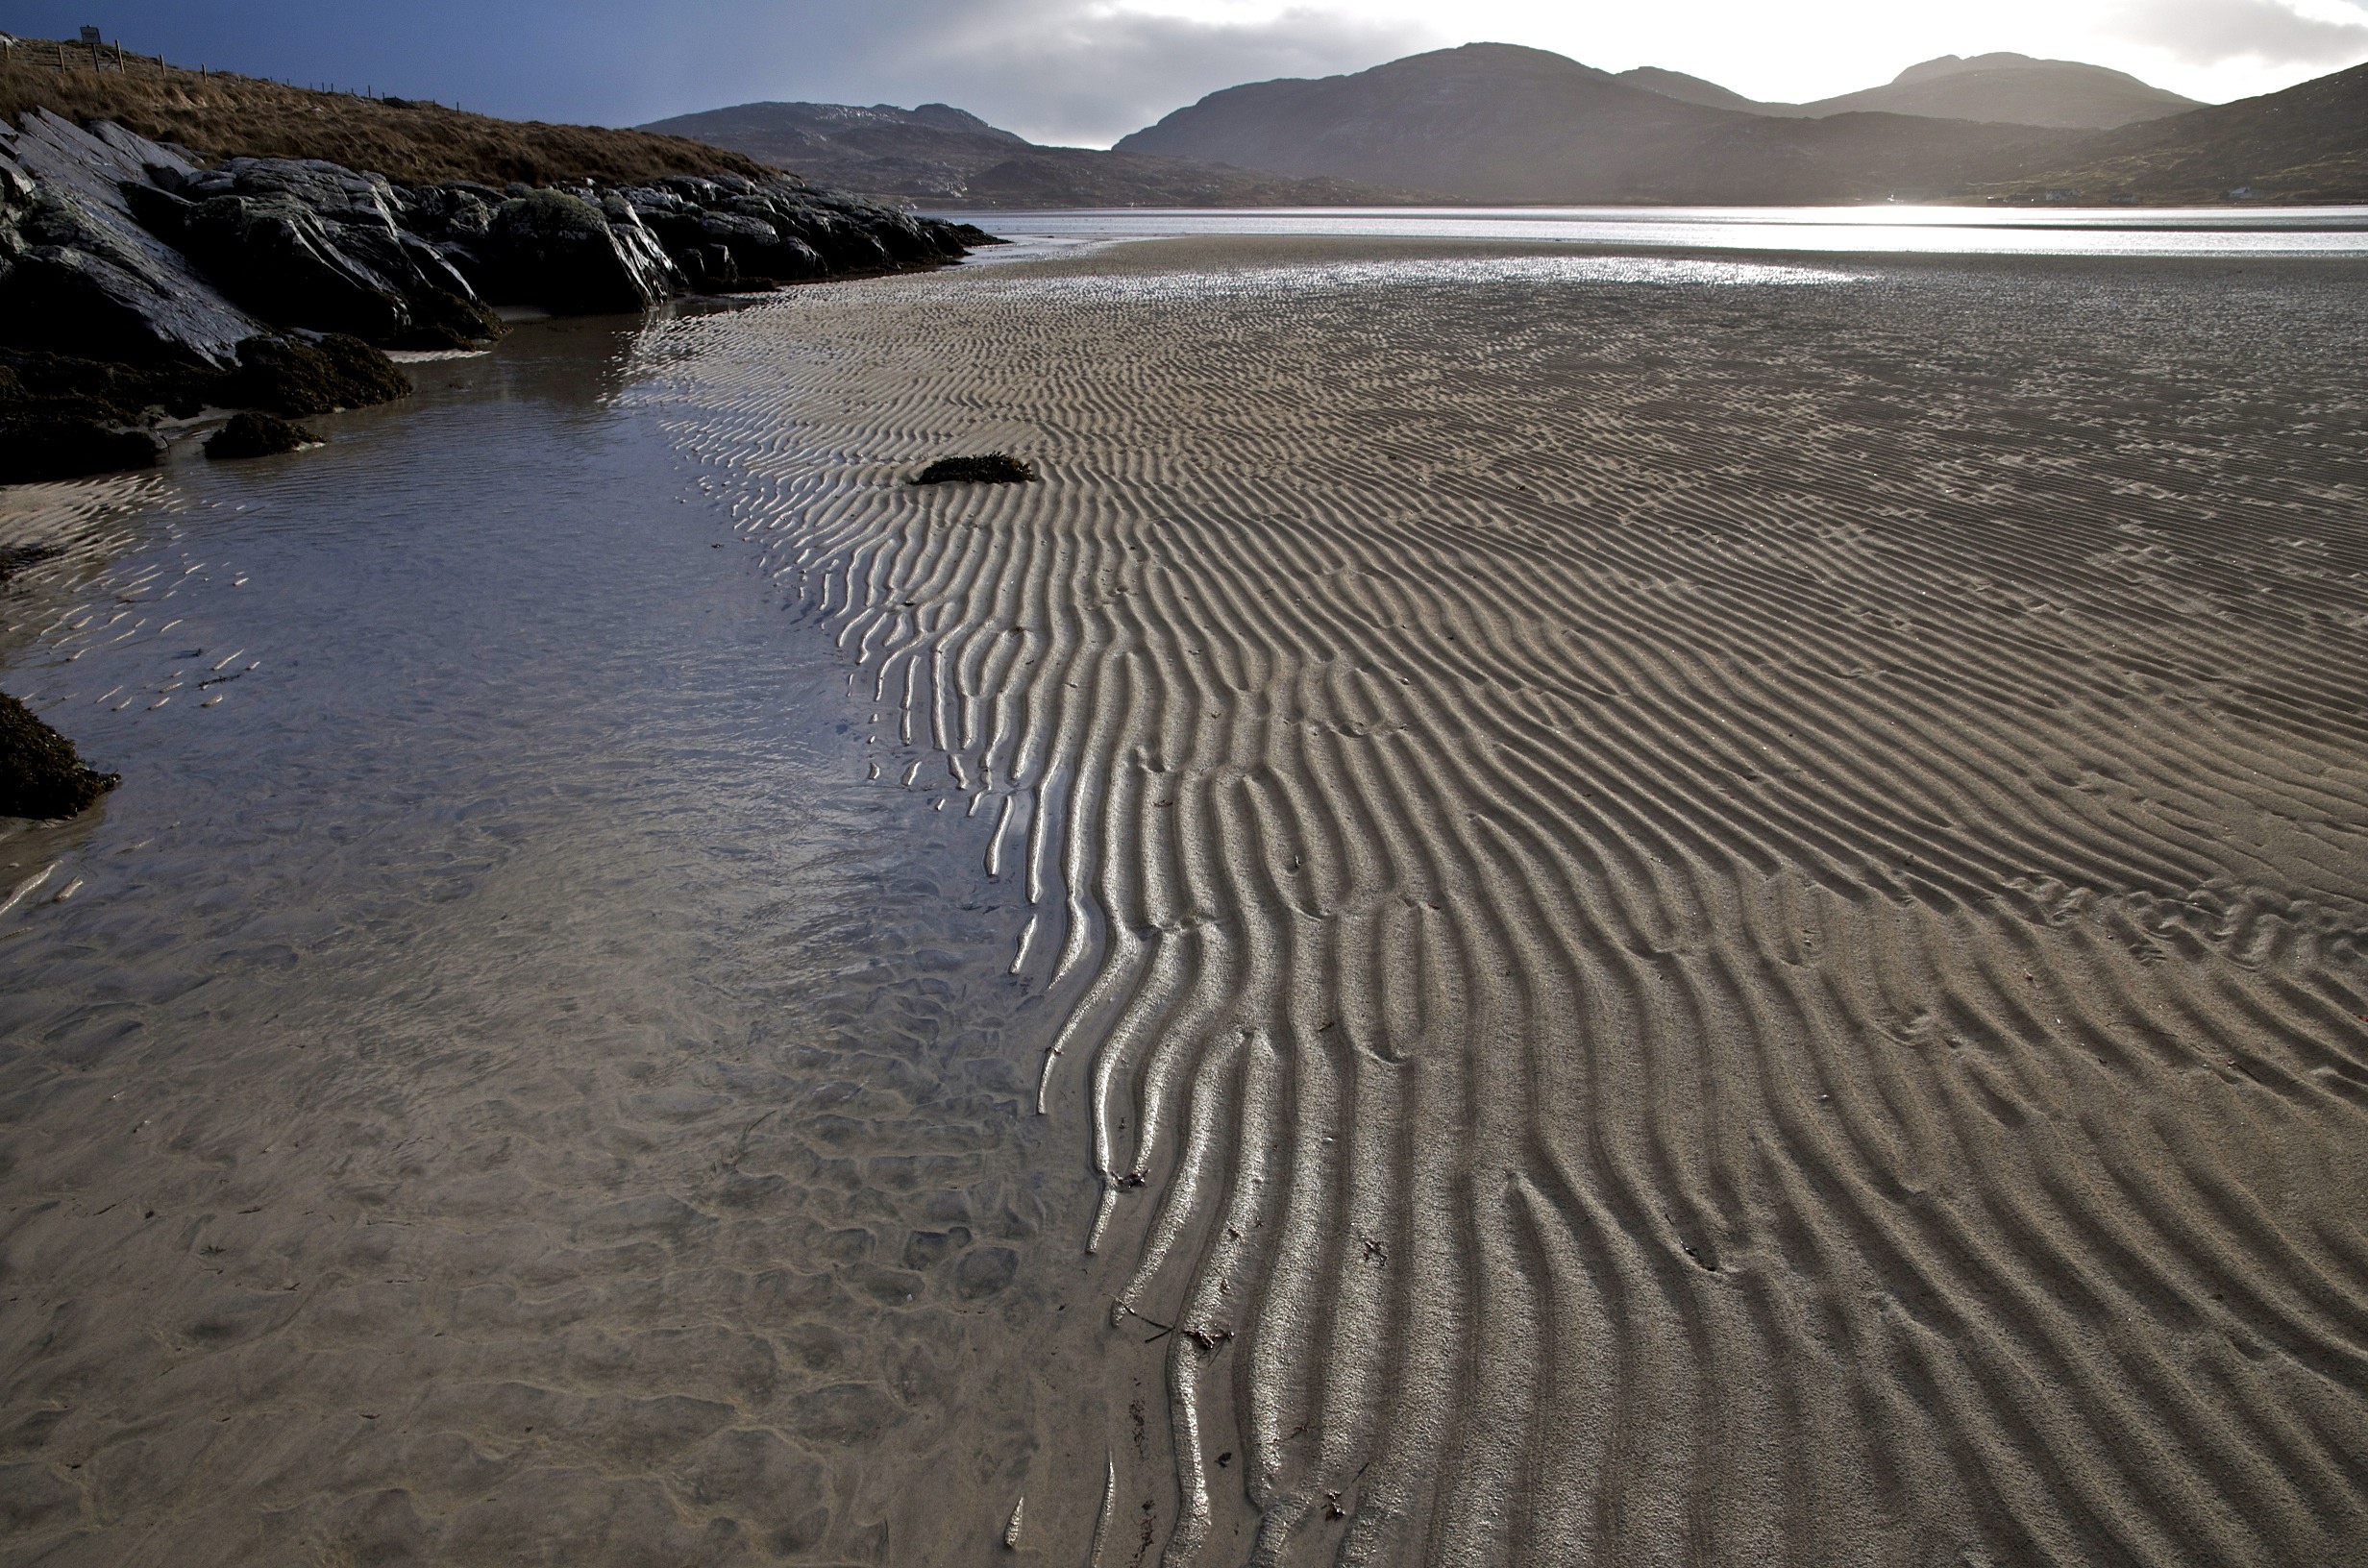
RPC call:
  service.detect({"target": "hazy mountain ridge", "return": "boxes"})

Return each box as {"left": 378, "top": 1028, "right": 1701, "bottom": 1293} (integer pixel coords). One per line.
{"left": 640, "top": 100, "right": 1433, "bottom": 207}
{"left": 1618, "top": 52, "right": 2202, "bottom": 130}
{"left": 1116, "top": 43, "right": 2081, "bottom": 205}
{"left": 1120, "top": 42, "right": 2366, "bottom": 205}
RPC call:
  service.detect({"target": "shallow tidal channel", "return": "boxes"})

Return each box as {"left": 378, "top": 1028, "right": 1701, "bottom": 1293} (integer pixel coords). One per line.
{"left": 0, "top": 315, "right": 1093, "bottom": 1565}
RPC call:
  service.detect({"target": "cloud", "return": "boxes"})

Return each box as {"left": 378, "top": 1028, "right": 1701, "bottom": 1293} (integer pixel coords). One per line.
{"left": 825, "top": 2, "right": 1437, "bottom": 143}
{"left": 0, "top": 0, "right": 1429, "bottom": 143}
{"left": 2106, "top": 0, "right": 2368, "bottom": 64}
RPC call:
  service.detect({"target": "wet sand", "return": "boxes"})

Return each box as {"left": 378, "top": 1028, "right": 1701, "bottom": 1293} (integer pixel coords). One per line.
{"left": 5, "top": 237, "right": 2368, "bottom": 1565}
{"left": 646, "top": 237, "right": 2368, "bottom": 1564}
{"left": 0, "top": 325, "right": 1094, "bottom": 1565}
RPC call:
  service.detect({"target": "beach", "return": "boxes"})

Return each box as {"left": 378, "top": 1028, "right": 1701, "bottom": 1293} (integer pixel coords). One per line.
{"left": 6, "top": 235, "right": 2368, "bottom": 1564}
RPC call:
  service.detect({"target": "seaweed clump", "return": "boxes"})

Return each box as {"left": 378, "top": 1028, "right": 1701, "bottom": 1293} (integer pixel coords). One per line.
{"left": 204, "top": 411, "right": 319, "bottom": 460}
{"left": 0, "top": 336, "right": 406, "bottom": 483}
{"left": 0, "top": 692, "right": 119, "bottom": 819}
{"left": 912, "top": 453, "right": 1036, "bottom": 486}
{"left": 228, "top": 334, "right": 412, "bottom": 417}
{"left": 0, "top": 409, "right": 163, "bottom": 483}
{"left": 0, "top": 544, "right": 62, "bottom": 582}
{"left": 0, "top": 353, "right": 179, "bottom": 482}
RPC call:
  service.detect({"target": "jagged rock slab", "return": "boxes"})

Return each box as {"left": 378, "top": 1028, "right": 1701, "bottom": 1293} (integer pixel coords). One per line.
{"left": 0, "top": 110, "right": 266, "bottom": 368}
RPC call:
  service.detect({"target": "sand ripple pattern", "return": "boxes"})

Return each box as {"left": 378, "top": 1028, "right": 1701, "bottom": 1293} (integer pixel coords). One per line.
{"left": 643, "top": 244, "right": 2368, "bottom": 1566}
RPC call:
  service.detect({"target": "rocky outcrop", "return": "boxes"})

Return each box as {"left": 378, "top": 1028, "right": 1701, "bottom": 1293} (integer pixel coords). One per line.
{"left": 0, "top": 110, "right": 992, "bottom": 484}
{"left": 0, "top": 111, "right": 267, "bottom": 369}
{"left": 477, "top": 187, "right": 679, "bottom": 314}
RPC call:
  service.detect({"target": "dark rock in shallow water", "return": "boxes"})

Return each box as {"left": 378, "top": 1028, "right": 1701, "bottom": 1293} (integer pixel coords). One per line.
{"left": 0, "top": 344, "right": 217, "bottom": 481}
{"left": 0, "top": 691, "right": 119, "bottom": 820}
{"left": 913, "top": 453, "right": 1037, "bottom": 485}
{"left": 485, "top": 188, "right": 678, "bottom": 313}
{"left": 0, "top": 409, "right": 163, "bottom": 483}
{"left": 0, "top": 349, "right": 215, "bottom": 422}
{"left": 228, "top": 333, "right": 410, "bottom": 417}
{"left": 0, "top": 543, "right": 62, "bottom": 582}
{"left": 204, "top": 410, "right": 319, "bottom": 459}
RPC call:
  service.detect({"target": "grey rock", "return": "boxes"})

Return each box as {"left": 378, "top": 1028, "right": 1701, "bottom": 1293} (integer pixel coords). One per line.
{"left": 485, "top": 188, "right": 678, "bottom": 313}
{"left": 0, "top": 112, "right": 264, "bottom": 367}
{"left": 146, "top": 157, "right": 496, "bottom": 348}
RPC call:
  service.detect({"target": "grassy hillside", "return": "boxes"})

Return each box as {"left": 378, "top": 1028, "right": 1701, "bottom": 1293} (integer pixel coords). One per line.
{"left": 0, "top": 36, "right": 770, "bottom": 185}
{"left": 1971, "top": 61, "right": 2368, "bottom": 203}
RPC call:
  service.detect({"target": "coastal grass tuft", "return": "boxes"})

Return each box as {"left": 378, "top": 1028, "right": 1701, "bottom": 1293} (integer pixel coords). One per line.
{"left": 913, "top": 453, "right": 1037, "bottom": 485}
{"left": 0, "top": 691, "right": 119, "bottom": 819}
{"left": 0, "top": 39, "right": 776, "bottom": 186}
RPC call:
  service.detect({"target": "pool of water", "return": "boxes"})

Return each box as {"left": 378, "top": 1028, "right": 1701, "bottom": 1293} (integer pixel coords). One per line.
{"left": 0, "top": 312, "right": 1095, "bottom": 1566}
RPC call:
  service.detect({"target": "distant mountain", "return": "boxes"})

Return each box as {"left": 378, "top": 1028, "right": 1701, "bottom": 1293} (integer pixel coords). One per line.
{"left": 1970, "top": 59, "right": 2368, "bottom": 203}
{"left": 639, "top": 99, "right": 1429, "bottom": 207}
{"left": 640, "top": 102, "right": 1024, "bottom": 199}
{"left": 1620, "top": 53, "right": 2201, "bottom": 130}
{"left": 1116, "top": 43, "right": 2078, "bottom": 204}
{"left": 1808, "top": 54, "right": 2201, "bottom": 129}
{"left": 1613, "top": 68, "right": 1762, "bottom": 113}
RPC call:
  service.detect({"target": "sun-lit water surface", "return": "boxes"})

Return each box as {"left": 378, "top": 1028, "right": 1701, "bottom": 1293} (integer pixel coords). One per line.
{"left": 929, "top": 203, "right": 2368, "bottom": 261}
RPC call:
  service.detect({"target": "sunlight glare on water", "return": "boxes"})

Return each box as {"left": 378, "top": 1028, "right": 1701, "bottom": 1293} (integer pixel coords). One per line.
{"left": 933, "top": 203, "right": 2368, "bottom": 261}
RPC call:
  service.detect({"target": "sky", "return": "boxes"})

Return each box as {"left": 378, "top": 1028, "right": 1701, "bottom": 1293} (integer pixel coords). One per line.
{"left": 5, "top": 0, "right": 2364, "bottom": 145}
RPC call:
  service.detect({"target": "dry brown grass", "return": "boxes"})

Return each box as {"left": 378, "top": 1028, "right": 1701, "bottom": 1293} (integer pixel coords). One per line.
{"left": 0, "top": 36, "right": 776, "bottom": 186}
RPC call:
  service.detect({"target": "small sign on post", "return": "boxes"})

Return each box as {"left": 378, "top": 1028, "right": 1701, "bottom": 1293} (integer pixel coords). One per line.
{"left": 79, "top": 25, "right": 101, "bottom": 45}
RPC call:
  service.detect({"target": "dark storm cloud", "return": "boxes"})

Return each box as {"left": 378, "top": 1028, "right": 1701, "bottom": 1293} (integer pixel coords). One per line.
{"left": 2109, "top": 0, "right": 2368, "bottom": 64}
{"left": 0, "top": 1, "right": 1425, "bottom": 142}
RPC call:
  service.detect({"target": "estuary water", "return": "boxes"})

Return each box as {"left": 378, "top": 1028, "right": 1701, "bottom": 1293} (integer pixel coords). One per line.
{"left": 0, "top": 313, "right": 1098, "bottom": 1566}
{"left": 926, "top": 203, "right": 2368, "bottom": 261}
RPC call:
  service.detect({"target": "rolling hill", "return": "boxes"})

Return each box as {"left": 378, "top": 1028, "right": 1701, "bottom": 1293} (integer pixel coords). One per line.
{"left": 1971, "top": 58, "right": 2368, "bottom": 203}
{"left": 640, "top": 100, "right": 1431, "bottom": 207}
{"left": 1115, "top": 43, "right": 2079, "bottom": 204}
{"left": 1618, "top": 53, "right": 2201, "bottom": 130}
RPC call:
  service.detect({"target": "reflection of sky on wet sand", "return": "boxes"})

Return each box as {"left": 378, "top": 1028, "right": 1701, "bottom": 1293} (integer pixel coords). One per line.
{"left": 0, "top": 318, "right": 1087, "bottom": 1563}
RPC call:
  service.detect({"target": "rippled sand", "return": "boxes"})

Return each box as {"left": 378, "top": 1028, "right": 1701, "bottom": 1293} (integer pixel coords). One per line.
{"left": 639, "top": 237, "right": 2368, "bottom": 1564}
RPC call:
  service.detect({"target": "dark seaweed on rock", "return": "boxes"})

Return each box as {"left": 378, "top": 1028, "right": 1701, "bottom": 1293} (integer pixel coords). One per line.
{"left": 0, "top": 543, "right": 62, "bottom": 581}
{"left": 0, "top": 691, "right": 119, "bottom": 819}
{"left": 227, "top": 333, "right": 412, "bottom": 417}
{"left": 204, "top": 410, "right": 319, "bottom": 460}
{"left": 0, "top": 407, "right": 162, "bottom": 483}
{"left": 913, "top": 453, "right": 1036, "bottom": 485}
{"left": 0, "top": 336, "right": 404, "bottom": 482}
